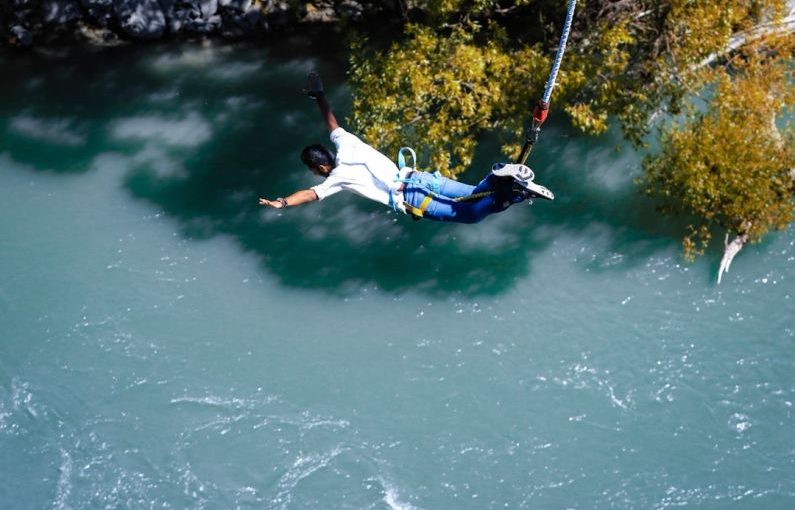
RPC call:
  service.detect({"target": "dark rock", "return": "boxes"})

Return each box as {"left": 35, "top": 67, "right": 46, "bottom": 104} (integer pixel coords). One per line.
{"left": 163, "top": 3, "right": 192, "bottom": 33}
{"left": 337, "top": 0, "right": 363, "bottom": 20}
{"left": 181, "top": 13, "right": 222, "bottom": 34}
{"left": 160, "top": 0, "right": 196, "bottom": 33}
{"left": 204, "top": 13, "right": 223, "bottom": 31}
{"left": 75, "top": 22, "right": 124, "bottom": 45}
{"left": 302, "top": 2, "right": 336, "bottom": 23}
{"left": 219, "top": 3, "right": 262, "bottom": 37}
{"left": 10, "top": 24, "right": 33, "bottom": 46}
{"left": 42, "top": 0, "right": 82, "bottom": 24}
{"left": 219, "top": 0, "right": 251, "bottom": 14}
{"left": 114, "top": 0, "right": 166, "bottom": 39}
{"left": 199, "top": 0, "right": 218, "bottom": 19}
{"left": 80, "top": 0, "right": 115, "bottom": 26}
{"left": 242, "top": 5, "right": 262, "bottom": 28}
{"left": 162, "top": 0, "right": 222, "bottom": 34}
{"left": 1, "top": 0, "right": 406, "bottom": 47}
{"left": 11, "top": 0, "right": 38, "bottom": 24}
{"left": 263, "top": 1, "right": 295, "bottom": 28}
{"left": 79, "top": 0, "right": 113, "bottom": 6}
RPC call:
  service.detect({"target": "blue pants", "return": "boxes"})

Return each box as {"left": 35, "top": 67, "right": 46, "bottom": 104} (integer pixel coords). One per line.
{"left": 402, "top": 171, "right": 523, "bottom": 223}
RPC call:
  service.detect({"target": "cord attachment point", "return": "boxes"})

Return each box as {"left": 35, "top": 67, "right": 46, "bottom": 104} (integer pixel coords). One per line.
{"left": 532, "top": 100, "right": 550, "bottom": 126}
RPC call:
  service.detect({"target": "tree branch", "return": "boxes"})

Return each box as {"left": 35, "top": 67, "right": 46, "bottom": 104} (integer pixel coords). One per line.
{"left": 697, "top": 14, "right": 795, "bottom": 69}
{"left": 717, "top": 221, "right": 751, "bottom": 284}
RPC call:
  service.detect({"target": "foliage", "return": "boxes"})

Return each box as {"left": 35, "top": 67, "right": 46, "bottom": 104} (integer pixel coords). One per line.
{"left": 643, "top": 39, "right": 795, "bottom": 259}
{"left": 349, "top": 22, "right": 548, "bottom": 174}
{"left": 347, "top": 0, "right": 795, "bottom": 260}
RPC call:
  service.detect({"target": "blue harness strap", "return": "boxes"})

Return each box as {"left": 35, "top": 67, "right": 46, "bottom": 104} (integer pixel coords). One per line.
{"left": 398, "top": 147, "right": 416, "bottom": 171}
{"left": 390, "top": 147, "right": 421, "bottom": 213}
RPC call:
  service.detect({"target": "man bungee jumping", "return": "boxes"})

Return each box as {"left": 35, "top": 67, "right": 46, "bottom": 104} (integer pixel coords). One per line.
{"left": 258, "top": 72, "right": 553, "bottom": 223}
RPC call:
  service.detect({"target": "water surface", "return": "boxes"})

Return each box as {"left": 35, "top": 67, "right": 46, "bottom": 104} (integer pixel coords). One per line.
{"left": 1, "top": 42, "right": 793, "bottom": 509}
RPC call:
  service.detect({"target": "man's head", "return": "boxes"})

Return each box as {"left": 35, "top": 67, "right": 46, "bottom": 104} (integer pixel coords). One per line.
{"left": 301, "top": 144, "right": 335, "bottom": 177}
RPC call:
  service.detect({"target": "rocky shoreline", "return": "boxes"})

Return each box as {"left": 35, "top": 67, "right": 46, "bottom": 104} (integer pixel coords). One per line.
{"left": 1, "top": 0, "right": 404, "bottom": 47}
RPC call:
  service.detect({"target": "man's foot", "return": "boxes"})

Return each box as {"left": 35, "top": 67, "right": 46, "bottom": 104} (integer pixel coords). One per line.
{"left": 492, "top": 163, "right": 554, "bottom": 201}
{"left": 492, "top": 163, "right": 535, "bottom": 182}
{"left": 515, "top": 180, "right": 555, "bottom": 201}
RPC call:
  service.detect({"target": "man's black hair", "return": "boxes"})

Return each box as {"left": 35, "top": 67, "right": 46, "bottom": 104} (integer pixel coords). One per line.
{"left": 301, "top": 144, "right": 335, "bottom": 168}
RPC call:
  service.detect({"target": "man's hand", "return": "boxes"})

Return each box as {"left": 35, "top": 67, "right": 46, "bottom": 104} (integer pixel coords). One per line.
{"left": 259, "top": 197, "right": 286, "bottom": 208}
{"left": 304, "top": 71, "right": 324, "bottom": 99}
{"left": 258, "top": 190, "right": 319, "bottom": 209}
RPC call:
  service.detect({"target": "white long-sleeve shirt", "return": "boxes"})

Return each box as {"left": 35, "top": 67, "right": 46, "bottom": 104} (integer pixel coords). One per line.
{"left": 311, "top": 127, "right": 409, "bottom": 212}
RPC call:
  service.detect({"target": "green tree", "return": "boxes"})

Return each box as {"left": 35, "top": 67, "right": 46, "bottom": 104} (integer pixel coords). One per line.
{"left": 349, "top": 22, "right": 548, "bottom": 174}
{"left": 643, "top": 38, "right": 795, "bottom": 261}
{"left": 347, "top": 0, "right": 795, "bottom": 269}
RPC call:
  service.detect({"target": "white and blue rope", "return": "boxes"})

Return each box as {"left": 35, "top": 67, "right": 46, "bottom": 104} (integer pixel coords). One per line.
{"left": 541, "top": 0, "right": 577, "bottom": 105}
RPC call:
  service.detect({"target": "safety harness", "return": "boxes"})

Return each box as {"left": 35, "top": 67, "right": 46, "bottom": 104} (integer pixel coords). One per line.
{"left": 393, "top": 147, "right": 443, "bottom": 220}
{"left": 403, "top": 195, "right": 434, "bottom": 220}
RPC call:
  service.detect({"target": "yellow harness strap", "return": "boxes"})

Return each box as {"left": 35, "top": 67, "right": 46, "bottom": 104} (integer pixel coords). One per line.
{"left": 403, "top": 194, "right": 434, "bottom": 220}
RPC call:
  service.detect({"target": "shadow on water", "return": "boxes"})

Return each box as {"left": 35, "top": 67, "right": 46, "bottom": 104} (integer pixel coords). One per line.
{"left": 1, "top": 40, "right": 688, "bottom": 296}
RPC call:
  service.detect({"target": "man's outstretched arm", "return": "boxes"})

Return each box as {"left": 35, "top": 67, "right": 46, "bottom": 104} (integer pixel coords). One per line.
{"left": 307, "top": 72, "right": 339, "bottom": 133}
{"left": 316, "top": 95, "right": 339, "bottom": 133}
{"left": 259, "top": 189, "right": 318, "bottom": 209}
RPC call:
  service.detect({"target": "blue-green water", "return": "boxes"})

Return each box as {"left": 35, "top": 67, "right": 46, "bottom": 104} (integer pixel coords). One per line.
{"left": 1, "top": 42, "right": 793, "bottom": 509}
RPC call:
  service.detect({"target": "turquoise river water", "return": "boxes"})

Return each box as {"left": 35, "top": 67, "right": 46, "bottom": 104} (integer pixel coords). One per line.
{"left": 1, "top": 41, "right": 793, "bottom": 509}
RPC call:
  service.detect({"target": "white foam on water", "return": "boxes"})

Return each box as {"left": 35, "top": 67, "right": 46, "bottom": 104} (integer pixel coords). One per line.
{"left": 297, "top": 203, "right": 404, "bottom": 245}
{"left": 54, "top": 449, "right": 73, "bottom": 510}
{"left": 281, "top": 111, "right": 304, "bottom": 127}
{"left": 553, "top": 359, "right": 634, "bottom": 411}
{"left": 146, "top": 88, "right": 180, "bottom": 103}
{"left": 110, "top": 112, "right": 212, "bottom": 148}
{"left": 179, "top": 462, "right": 209, "bottom": 501}
{"left": 454, "top": 218, "right": 523, "bottom": 251}
{"left": 585, "top": 145, "right": 639, "bottom": 192}
{"left": 369, "top": 477, "right": 422, "bottom": 510}
{"left": 169, "top": 395, "right": 265, "bottom": 410}
{"left": 270, "top": 447, "right": 344, "bottom": 510}
{"left": 0, "top": 380, "right": 18, "bottom": 432}
{"left": 251, "top": 411, "right": 350, "bottom": 433}
{"left": 384, "top": 485, "right": 419, "bottom": 510}
{"left": 299, "top": 416, "right": 350, "bottom": 431}
{"left": 9, "top": 114, "right": 86, "bottom": 146}
{"left": 208, "top": 61, "right": 262, "bottom": 80}
{"left": 192, "top": 414, "right": 247, "bottom": 434}
{"left": 150, "top": 47, "right": 220, "bottom": 72}
{"left": 729, "top": 413, "right": 752, "bottom": 434}
{"left": 130, "top": 143, "right": 186, "bottom": 179}
{"left": 274, "top": 57, "right": 318, "bottom": 75}
{"left": 14, "top": 379, "right": 38, "bottom": 419}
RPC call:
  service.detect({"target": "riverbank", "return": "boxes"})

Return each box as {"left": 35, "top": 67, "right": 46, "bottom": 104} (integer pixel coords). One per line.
{"left": 1, "top": 0, "right": 405, "bottom": 48}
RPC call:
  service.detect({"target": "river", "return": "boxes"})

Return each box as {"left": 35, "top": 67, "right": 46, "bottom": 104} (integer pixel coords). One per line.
{"left": 1, "top": 41, "right": 793, "bottom": 509}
